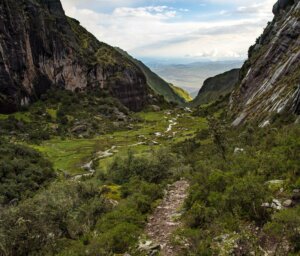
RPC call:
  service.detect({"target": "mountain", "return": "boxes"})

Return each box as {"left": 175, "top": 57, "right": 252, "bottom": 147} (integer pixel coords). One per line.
{"left": 147, "top": 60, "right": 243, "bottom": 90}
{"left": 0, "top": 0, "right": 160, "bottom": 113}
{"left": 231, "top": 0, "right": 300, "bottom": 125}
{"left": 191, "top": 69, "right": 240, "bottom": 107}
{"left": 169, "top": 84, "right": 193, "bottom": 102}
{"left": 115, "top": 48, "right": 189, "bottom": 104}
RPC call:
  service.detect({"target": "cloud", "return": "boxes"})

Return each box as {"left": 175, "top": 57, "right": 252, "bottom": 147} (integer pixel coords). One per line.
{"left": 61, "top": 0, "right": 274, "bottom": 60}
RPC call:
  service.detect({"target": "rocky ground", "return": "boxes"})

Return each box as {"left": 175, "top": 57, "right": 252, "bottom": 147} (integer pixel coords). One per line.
{"left": 140, "top": 179, "right": 190, "bottom": 256}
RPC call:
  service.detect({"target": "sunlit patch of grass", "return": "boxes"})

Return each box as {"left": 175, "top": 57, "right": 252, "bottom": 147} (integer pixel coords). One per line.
{"left": 0, "top": 114, "right": 8, "bottom": 120}
{"left": 46, "top": 109, "right": 57, "bottom": 120}
{"left": 0, "top": 112, "right": 31, "bottom": 122}
{"left": 103, "top": 185, "right": 122, "bottom": 201}
{"left": 32, "top": 139, "right": 101, "bottom": 175}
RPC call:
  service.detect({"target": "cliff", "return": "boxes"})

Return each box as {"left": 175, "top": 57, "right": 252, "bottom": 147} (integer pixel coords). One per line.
{"left": 0, "top": 0, "right": 153, "bottom": 113}
{"left": 231, "top": 0, "right": 300, "bottom": 125}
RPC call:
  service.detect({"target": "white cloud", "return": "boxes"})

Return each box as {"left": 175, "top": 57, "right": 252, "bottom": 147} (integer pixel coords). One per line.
{"left": 61, "top": 0, "right": 275, "bottom": 60}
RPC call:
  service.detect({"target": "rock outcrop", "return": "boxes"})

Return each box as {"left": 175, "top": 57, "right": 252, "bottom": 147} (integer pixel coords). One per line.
{"left": 231, "top": 0, "right": 300, "bottom": 125}
{"left": 0, "top": 0, "right": 152, "bottom": 113}
{"left": 191, "top": 69, "right": 240, "bottom": 107}
{"left": 273, "top": 0, "right": 295, "bottom": 15}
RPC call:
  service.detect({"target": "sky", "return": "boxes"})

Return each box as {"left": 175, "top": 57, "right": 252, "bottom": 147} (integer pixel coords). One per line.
{"left": 60, "top": 0, "right": 275, "bottom": 62}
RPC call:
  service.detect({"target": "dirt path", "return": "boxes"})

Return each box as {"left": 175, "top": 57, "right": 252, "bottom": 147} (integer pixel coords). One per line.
{"left": 144, "top": 179, "right": 189, "bottom": 256}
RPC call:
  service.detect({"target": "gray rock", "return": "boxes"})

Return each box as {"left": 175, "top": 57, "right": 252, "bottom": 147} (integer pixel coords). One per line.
{"left": 71, "top": 124, "right": 87, "bottom": 134}
{"left": 150, "top": 105, "right": 161, "bottom": 112}
{"left": 283, "top": 199, "right": 293, "bottom": 207}
{"left": 273, "top": 0, "right": 295, "bottom": 15}
{"left": 292, "top": 189, "right": 300, "bottom": 201}
{"left": 234, "top": 147, "right": 244, "bottom": 154}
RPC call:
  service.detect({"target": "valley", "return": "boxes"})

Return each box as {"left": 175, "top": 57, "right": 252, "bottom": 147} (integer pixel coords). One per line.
{"left": 31, "top": 109, "right": 206, "bottom": 176}
{"left": 0, "top": 0, "right": 299, "bottom": 255}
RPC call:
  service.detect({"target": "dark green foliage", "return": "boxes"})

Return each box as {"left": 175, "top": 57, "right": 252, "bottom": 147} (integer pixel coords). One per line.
{"left": 177, "top": 118, "right": 299, "bottom": 254}
{"left": 0, "top": 140, "right": 55, "bottom": 205}
{"left": 108, "top": 148, "right": 176, "bottom": 184}
{"left": 0, "top": 181, "right": 108, "bottom": 256}
{"left": 265, "top": 206, "right": 300, "bottom": 252}
{"left": 191, "top": 68, "right": 240, "bottom": 107}
{"left": 208, "top": 117, "right": 227, "bottom": 160}
{"left": 224, "top": 175, "right": 270, "bottom": 222}
{"left": 0, "top": 88, "right": 132, "bottom": 143}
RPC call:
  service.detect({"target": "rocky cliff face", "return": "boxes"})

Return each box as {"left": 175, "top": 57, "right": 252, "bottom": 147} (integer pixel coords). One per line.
{"left": 231, "top": 0, "right": 300, "bottom": 125}
{"left": 191, "top": 69, "right": 240, "bottom": 107}
{"left": 0, "top": 0, "right": 151, "bottom": 113}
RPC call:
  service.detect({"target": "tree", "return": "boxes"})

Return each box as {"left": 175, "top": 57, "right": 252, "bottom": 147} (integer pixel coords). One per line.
{"left": 208, "top": 117, "right": 227, "bottom": 160}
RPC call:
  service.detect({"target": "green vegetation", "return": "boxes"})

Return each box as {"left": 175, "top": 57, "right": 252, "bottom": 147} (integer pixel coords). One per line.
{"left": 170, "top": 84, "right": 193, "bottom": 102}
{"left": 190, "top": 69, "right": 240, "bottom": 107}
{"left": 0, "top": 140, "right": 55, "bottom": 205}
{"left": 0, "top": 88, "right": 131, "bottom": 143}
{"left": 172, "top": 103, "right": 300, "bottom": 255}
{"left": 0, "top": 86, "right": 299, "bottom": 255}
{"left": 0, "top": 147, "right": 185, "bottom": 256}
{"left": 116, "top": 48, "right": 188, "bottom": 104}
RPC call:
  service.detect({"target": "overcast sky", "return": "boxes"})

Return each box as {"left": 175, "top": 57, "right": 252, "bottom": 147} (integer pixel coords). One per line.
{"left": 61, "top": 0, "right": 275, "bottom": 62}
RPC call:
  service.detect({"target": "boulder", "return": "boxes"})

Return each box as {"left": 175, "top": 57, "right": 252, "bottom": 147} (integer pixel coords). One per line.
{"left": 262, "top": 199, "right": 282, "bottom": 210}
{"left": 150, "top": 105, "right": 161, "bottom": 112}
{"left": 234, "top": 147, "right": 244, "bottom": 154}
{"left": 283, "top": 199, "right": 293, "bottom": 207}
{"left": 292, "top": 189, "right": 300, "bottom": 201}
{"left": 113, "top": 109, "right": 128, "bottom": 122}
{"left": 71, "top": 124, "right": 87, "bottom": 134}
{"left": 138, "top": 240, "right": 161, "bottom": 254}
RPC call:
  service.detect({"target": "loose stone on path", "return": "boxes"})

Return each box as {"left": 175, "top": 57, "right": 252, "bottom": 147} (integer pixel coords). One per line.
{"left": 142, "top": 179, "right": 189, "bottom": 256}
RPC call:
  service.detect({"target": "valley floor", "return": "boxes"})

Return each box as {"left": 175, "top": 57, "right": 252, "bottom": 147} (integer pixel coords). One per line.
{"left": 1, "top": 102, "right": 299, "bottom": 256}
{"left": 31, "top": 109, "right": 206, "bottom": 177}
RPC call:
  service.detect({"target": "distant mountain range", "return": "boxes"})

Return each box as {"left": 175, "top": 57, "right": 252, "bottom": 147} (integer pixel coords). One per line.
{"left": 145, "top": 60, "right": 244, "bottom": 92}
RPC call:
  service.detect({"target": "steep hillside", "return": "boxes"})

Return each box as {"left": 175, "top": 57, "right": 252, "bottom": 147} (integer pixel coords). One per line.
{"left": 191, "top": 69, "right": 240, "bottom": 107}
{"left": 170, "top": 84, "right": 192, "bottom": 102}
{"left": 148, "top": 61, "right": 243, "bottom": 89}
{"left": 116, "top": 48, "right": 189, "bottom": 104}
{"left": 231, "top": 0, "right": 300, "bottom": 125}
{"left": 0, "top": 0, "right": 156, "bottom": 113}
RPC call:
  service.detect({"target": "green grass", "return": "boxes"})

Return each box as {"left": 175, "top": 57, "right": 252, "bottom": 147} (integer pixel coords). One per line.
{"left": 32, "top": 139, "right": 101, "bottom": 175}
{"left": 170, "top": 84, "right": 192, "bottom": 102}
{"left": 0, "top": 112, "right": 31, "bottom": 122}
{"left": 30, "top": 110, "right": 207, "bottom": 175}
{"left": 46, "top": 108, "right": 57, "bottom": 120}
{"left": 103, "top": 185, "right": 122, "bottom": 201}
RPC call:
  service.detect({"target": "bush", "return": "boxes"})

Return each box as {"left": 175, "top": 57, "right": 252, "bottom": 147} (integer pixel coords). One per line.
{"left": 108, "top": 148, "right": 176, "bottom": 184}
{"left": 0, "top": 181, "right": 108, "bottom": 256}
{"left": 224, "top": 175, "right": 270, "bottom": 222}
{"left": 0, "top": 142, "right": 55, "bottom": 205}
{"left": 265, "top": 206, "right": 300, "bottom": 252}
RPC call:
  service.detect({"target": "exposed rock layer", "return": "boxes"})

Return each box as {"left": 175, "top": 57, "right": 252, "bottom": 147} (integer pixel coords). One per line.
{"left": 0, "top": 0, "right": 151, "bottom": 113}
{"left": 231, "top": 0, "right": 300, "bottom": 125}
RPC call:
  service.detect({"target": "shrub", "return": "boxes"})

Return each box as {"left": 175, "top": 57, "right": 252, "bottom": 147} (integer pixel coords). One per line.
{"left": 108, "top": 148, "right": 175, "bottom": 184}
{"left": 224, "top": 175, "right": 270, "bottom": 222}
{"left": 0, "top": 142, "right": 55, "bottom": 205}
{"left": 265, "top": 206, "right": 300, "bottom": 252}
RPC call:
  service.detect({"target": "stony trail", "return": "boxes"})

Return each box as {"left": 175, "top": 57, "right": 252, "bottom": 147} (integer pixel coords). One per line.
{"left": 144, "top": 179, "right": 190, "bottom": 256}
